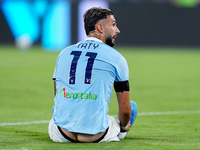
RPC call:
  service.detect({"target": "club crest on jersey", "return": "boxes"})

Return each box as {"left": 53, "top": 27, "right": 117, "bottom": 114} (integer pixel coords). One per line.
{"left": 58, "top": 87, "right": 97, "bottom": 100}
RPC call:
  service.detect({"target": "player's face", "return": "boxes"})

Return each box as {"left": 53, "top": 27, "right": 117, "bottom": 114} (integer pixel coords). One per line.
{"left": 103, "top": 15, "right": 120, "bottom": 47}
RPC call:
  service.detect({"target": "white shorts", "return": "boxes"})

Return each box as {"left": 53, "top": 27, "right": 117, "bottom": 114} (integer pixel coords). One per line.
{"left": 48, "top": 116, "right": 127, "bottom": 143}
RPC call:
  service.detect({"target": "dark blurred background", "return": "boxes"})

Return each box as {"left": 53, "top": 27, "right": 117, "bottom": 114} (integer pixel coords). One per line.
{"left": 0, "top": 0, "right": 200, "bottom": 50}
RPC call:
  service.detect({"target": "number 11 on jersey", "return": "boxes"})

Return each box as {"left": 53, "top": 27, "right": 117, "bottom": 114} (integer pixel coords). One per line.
{"left": 69, "top": 51, "right": 98, "bottom": 85}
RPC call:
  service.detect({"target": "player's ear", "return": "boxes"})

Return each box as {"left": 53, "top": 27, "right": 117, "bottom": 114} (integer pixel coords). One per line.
{"left": 96, "top": 23, "right": 103, "bottom": 34}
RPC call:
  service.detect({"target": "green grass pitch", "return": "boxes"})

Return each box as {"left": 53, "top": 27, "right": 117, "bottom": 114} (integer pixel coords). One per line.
{"left": 0, "top": 46, "right": 200, "bottom": 150}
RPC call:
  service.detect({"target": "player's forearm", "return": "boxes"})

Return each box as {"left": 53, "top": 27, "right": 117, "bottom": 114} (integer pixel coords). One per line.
{"left": 118, "top": 109, "right": 131, "bottom": 127}
{"left": 116, "top": 91, "right": 131, "bottom": 127}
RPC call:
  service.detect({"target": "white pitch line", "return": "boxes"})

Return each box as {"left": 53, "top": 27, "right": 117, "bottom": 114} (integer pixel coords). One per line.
{"left": 138, "top": 110, "right": 200, "bottom": 116}
{"left": 0, "top": 110, "right": 200, "bottom": 126}
{"left": 0, "top": 120, "right": 49, "bottom": 126}
{"left": 111, "top": 110, "right": 200, "bottom": 118}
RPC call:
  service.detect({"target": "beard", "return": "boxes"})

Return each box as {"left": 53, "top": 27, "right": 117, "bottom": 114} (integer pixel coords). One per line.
{"left": 105, "top": 35, "right": 115, "bottom": 47}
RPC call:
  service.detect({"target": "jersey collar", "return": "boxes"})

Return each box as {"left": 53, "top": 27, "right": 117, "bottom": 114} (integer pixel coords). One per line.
{"left": 86, "top": 37, "right": 103, "bottom": 43}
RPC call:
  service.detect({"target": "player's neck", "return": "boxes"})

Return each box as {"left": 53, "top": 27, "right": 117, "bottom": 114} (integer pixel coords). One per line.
{"left": 88, "top": 31, "right": 105, "bottom": 43}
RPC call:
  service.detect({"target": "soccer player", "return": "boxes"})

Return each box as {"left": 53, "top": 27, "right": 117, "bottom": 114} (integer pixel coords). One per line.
{"left": 48, "top": 7, "right": 137, "bottom": 143}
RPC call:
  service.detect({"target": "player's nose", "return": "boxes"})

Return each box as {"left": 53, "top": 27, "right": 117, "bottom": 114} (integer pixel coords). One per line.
{"left": 116, "top": 26, "right": 120, "bottom": 34}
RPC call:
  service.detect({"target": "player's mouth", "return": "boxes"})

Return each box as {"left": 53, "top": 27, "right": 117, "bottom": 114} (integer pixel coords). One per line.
{"left": 113, "top": 35, "right": 117, "bottom": 42}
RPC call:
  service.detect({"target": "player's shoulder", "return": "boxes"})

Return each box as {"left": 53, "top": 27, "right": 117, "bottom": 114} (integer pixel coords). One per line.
{"left": 98, "top": 42, "right": 122, "bottom": 56}
{"left": 58, "top": 43, "right": 77, "bottom": 55}
{"left": 101, "top": 43, "right": 125, "bottom": 60}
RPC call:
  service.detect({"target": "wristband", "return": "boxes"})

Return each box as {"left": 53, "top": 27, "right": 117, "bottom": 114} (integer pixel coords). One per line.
{"left": 120, "top": 124, "right": 129, "bottom": 130}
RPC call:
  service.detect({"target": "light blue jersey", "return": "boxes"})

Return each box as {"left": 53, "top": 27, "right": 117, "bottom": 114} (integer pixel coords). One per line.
{"left": 52, "top": 37, "right": 129, "bottom": 134}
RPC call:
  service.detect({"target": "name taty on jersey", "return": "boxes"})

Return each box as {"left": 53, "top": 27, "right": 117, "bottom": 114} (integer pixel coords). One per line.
{"left": 77, "top": 42, "right": 99, "bottom": 49}
{"left": 58, "top": 87, "right": 97, "bottom": 100}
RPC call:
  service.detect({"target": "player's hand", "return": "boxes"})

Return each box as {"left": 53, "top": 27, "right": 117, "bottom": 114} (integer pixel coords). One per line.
{"left": 120, "top": 121, "right": 131, "bottom": 132}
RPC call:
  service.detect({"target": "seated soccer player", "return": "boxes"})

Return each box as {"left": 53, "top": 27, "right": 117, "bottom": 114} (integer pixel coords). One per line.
{"left": 48, "top": 7, "right": 137, "bottom": 143}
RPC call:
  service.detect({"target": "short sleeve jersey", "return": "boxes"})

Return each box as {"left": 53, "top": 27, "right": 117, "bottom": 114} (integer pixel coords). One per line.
{"left": 53, "top": 37, "right": 129, "bottom": 134}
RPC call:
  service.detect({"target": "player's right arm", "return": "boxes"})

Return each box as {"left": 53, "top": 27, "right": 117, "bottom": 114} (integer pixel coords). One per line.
{"left": 114, "top": 55, "right": 131, "bottom": 132}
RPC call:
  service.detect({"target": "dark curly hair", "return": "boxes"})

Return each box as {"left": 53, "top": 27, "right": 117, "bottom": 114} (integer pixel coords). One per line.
{"left": 83, "top": 7, "right": 113, "bottom": 35}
